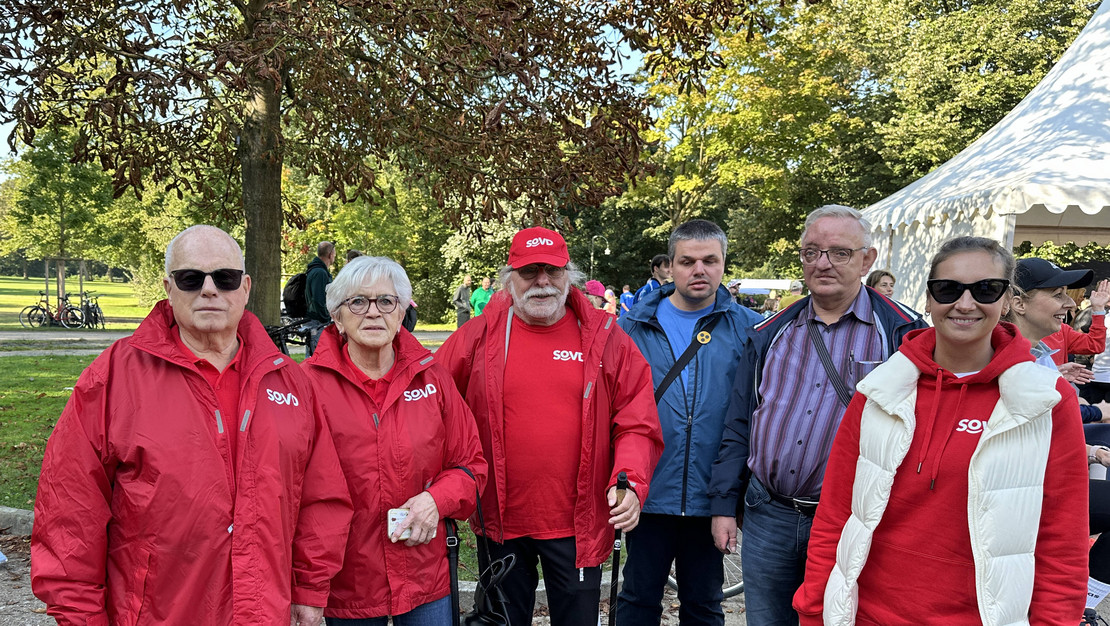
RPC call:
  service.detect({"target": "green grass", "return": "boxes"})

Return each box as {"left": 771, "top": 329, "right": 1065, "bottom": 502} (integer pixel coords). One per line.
{"left": 0, "top": 354, "right": 90, "bottom": 508}
{"left": 0, "top": 275, "right": 150, "bottom": 331}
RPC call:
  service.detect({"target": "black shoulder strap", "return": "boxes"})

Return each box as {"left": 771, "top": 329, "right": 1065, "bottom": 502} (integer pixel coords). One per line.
{"left": 805, "top": 320, "right": 853, "bottom": 408}
{"left": 654, "top": 314, "right": 722, "bottom": 404}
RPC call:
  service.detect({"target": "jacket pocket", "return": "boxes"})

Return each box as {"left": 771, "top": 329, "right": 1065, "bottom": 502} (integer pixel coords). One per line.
{"left": 744, "top": 476, "right": 772, "bottom": 510}
{"left": 120, "top": 546, "right": 153, "bottom": 626}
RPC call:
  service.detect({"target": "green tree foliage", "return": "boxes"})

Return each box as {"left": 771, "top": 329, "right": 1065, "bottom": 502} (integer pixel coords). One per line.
{"left": 1, "top": 0, "right": 745, "bottom": 324}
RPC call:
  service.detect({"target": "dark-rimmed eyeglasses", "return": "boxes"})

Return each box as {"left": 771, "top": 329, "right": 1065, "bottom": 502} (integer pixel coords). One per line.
{"left": 516, "top": 264, "right": 566, "bottom": 280}
{"left": 341, "top": 294, "right": 400, "bottom": 315}
{"left": 799, "top": 247, "right": 868, "bottom": 265}
{"left": 169, "top": 269, "right": 245, "bottom": 291}
{"left": 926, "top": 279, "right": 1010, "bottom": 304}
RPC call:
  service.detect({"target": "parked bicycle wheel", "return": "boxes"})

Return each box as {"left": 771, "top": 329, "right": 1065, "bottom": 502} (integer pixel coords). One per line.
{"left": 20, "top": 305, "right": 49, "bottom": 328}
{"left": 666, "top": 545, "right": 744, "bottom": 599}
{"left": 92, "top": 303, "right": 106, "bottom": 328}
{"left": 60, "top": 306, "right": 84, "bottom": 329}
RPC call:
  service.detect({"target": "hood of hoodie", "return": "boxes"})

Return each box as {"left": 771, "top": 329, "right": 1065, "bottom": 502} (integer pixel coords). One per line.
{"left": 861, "top": 322, "right": 1035, "bottom": 491}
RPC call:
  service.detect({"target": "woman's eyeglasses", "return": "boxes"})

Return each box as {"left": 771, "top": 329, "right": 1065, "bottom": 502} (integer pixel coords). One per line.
{"left": 926, "top": 279, "right": 1010, "bottom": 304}
{"left": 341, "top": 295, "right": 400, "bottom": 315}
{"left": 169, "top": 269, "right": 245, "bottom": 291}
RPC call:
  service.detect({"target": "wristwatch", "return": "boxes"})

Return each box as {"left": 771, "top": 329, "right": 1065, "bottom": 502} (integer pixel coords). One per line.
{"left": 1090, "top": 445, "right": 1110, "bottom": 465}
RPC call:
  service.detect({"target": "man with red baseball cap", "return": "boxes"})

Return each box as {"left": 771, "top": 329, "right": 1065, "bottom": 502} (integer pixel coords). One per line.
{"left": 438, "top": 226, "right": 663, "bottom": 625}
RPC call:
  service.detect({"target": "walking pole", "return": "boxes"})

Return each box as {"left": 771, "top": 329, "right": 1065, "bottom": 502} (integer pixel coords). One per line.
{"left": 608, "top": 471, "right": 629, "bottom": 626}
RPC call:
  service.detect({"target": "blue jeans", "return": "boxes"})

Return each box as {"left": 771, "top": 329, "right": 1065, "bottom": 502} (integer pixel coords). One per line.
{"left": 615, "top": 513, "right": 724, "bottom": 626}
{"left": 324, "top": 595, "right": 451, "bottom": 626}
{"left": 741, "top": 477, "right": 814, "bottom": 626}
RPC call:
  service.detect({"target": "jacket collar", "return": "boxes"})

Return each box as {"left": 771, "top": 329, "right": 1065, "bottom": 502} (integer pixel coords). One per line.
{"left": 625, "top": 283, "right": 736, "bottom": 323}
{"left": 306, "top": 323, "right": 434, "bottom": 385}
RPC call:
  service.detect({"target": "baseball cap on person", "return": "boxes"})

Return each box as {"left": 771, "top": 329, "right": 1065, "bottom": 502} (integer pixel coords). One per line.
{"left": 1014, "top": 258, "right": 1093, "bottom": 292}
{"left": 727, "top": 279, "right": 742, "bottom": 289}
{"left": 585, "top": 280, "right": 605, "bottom": 297}
{"left": 508, "top": 227, "right": 570, "bottom": 269}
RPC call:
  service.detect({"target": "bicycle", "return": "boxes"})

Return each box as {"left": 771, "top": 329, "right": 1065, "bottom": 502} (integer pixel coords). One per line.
{"left": 19, "top": 291, "right": 84, "bottom": 329}
{"left": 265, "top": 318, "right": 312, "bottom": 356}
{"left": 80, "top": 291, "right": 106, "bottom": 329}
{"left": 665, "top": 544, "right": 744, "bottom": 599}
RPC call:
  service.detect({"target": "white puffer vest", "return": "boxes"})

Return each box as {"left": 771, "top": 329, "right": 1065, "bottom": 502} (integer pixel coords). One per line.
{"left": 822, "top": 352, "right": 1061, "bottom": 626}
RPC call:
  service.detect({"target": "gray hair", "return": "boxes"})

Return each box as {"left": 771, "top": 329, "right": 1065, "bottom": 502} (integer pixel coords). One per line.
{"left": 799, "top": 205, "right": 873, "bottom": 248}
{"left": 669, "top": 219, "right": 728, "bottom": 260}
{"left": 326, "top": 255, "right": 413, "bottom": 319}
{"left": 164, "top": 225, "right": 245, "bottom": 276}
{"left": 317, "top": 241, "right": 335, "bottom": 258}
{"left": 497, "top": 261, "right": 586, "bottom": 292}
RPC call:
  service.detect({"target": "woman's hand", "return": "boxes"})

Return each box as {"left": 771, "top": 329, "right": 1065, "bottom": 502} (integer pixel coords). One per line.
{"left": 391, "top": 491, "right": 440, "bottom": 546}
{"left": 1090, "top": 279, "right": 1110, "bottom": 312}
{"left": 1089, "top": 445, "right": 1110, "bottom": 467}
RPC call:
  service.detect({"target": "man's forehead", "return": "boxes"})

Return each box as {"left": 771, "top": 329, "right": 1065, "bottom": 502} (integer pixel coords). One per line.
{"left": 170, "top": 234, "right": 243, "bottom": 269}
{"left": 674, "top": 238, "right": 723, "bottom": 258}
{"left": 803, "top": 217, "right": 865, "bottom": 245}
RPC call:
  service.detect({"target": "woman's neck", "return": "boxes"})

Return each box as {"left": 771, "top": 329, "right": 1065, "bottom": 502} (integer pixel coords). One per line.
{"left": 933, "top": 339, "right": 994, "bottom": 374}
{"left": 1014, "top": 319, "right": 1049, "bottom": 346}
{"left": 346, "top": 341, "right": 395, "bottom": 380}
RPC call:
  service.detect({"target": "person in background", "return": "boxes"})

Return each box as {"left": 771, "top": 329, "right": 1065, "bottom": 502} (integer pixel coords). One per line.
{"left": 619, "top": 284, "right": 635, "bottom": 318}
{"left": 452, "top": 275, "right": 473, "bottom": 328}
{"left": 761, "top": 290, "right": 779, "bottom": 318}
{"left": 302, "top": 256, "right": 486, "bottom": 625}
{"left": 585, "top": 279, "right": 607, "bottom": 309}
{"left": 634, "top": 254, "right": 672, "bottom": 304}
{"left": 726, "top": 279, "right": 742, "bottom": 304}
{"left": 617, "top": 220, "right": 763, "bottom": 626}
{"left": 1042, "top": 277, "right": 1109, "bottom": 367}
{"left": 346, "top": 249, "right": 363, "bottom": 262}
{"left": 306, "top": 241, "right": 337, "bottom": 356}
{"left": 604, "top": 287, "right": 619, "bottom": 315}
{"left": 777, "top": 280, "right": 804, "bottom": 309}
{"left": 32, "top": 225, "right": 352, "bottom": 625}
{"left": 709, "top": 205, "right": 925, "bottom": 624}
{"left": 866, "top": 269, "right": 896, "bottom": 298}
{"left": 794, "top": 236, "right": 1087, "bottom": 623}
{"left": 437, "top": 227, "right": 662, "bottom": 626}
{"left": 470, "top": 276, "right": 494, "bottom": 316}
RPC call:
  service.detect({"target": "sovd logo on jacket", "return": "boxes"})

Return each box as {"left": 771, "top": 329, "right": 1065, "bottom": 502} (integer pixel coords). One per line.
{"left": 266, "top": 389, "right": 300, "bottom": 406}
{"left": 404, "top": 384, "right": 438, "bottom": 402}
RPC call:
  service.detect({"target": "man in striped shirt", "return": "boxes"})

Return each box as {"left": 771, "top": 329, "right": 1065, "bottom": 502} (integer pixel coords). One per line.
{"left": 707, "top": 205, "right": 925, "bottom": 625}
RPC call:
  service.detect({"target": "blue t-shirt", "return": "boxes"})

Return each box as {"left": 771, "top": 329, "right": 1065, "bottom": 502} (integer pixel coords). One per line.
{"left": 619, "top": 291, "right": 635, "bottom": 318}
{"left": 656, "top": 296, "right": 714, "bottom": 391}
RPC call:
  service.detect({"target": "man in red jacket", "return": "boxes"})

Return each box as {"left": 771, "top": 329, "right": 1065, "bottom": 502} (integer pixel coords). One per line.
{"left": 31, "top": 225, "right": 353, "bottom": 626}
{"left": 438, "top": 226, "right": 663, "bottom": 626}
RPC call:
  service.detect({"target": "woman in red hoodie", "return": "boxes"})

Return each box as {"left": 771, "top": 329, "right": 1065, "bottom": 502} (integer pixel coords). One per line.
{"left": 793, "top": 236, "right": 1088, "bottom": 624}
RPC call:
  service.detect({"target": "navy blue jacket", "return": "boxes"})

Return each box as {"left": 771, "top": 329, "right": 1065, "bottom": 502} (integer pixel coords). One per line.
{"left": 305, "top": 257, "right": 332, "bottom": 323}
{"left": 620, "top": 284, "right": 763, "bottom": 516}
{"left": 707, "top": 287, "right": 926, "bottom": 516}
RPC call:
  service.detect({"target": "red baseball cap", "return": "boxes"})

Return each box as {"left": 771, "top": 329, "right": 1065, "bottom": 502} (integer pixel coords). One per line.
{"left": 508, "top": 227, "right": 570, "bottom": 269}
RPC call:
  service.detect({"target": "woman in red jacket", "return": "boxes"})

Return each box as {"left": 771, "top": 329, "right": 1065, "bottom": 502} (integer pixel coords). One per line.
{"left": 303, "top": 255, "right": 487, "bottom": 625}
{"left": 794, "top": 237, "right": 1088, "bottom": 624}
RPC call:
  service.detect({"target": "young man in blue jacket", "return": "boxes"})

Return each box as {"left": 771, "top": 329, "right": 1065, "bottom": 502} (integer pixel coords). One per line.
{"left": 617, "top": 220, "right": 763, "bottom": 625}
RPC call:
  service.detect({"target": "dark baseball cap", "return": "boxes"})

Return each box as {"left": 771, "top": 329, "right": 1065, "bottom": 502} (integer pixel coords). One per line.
{"left": 1014, "top": 258, "right": 1093, "bottom": 292}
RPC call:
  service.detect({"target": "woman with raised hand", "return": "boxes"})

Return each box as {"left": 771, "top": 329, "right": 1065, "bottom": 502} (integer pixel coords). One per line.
{"left": 303, "top": 255, "right": 487, "bottom": 625}
{"left": 794, "top": 237, "right": 1087, "bottom": 624}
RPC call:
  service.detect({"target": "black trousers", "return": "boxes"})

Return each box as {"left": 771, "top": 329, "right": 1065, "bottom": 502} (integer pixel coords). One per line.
{"left": 1091, "top": 479, "right": 1110, "bottom": 583}
{"left": 476, "top": 535, "right": 601, "bottom": 626}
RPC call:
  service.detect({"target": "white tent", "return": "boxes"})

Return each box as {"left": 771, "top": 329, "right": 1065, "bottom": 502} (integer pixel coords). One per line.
{"left": 862, "top": 1, "right": 1110, "bottom": 312}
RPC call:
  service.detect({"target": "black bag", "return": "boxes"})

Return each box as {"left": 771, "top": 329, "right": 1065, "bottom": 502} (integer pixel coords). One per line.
{"left": 282, "top": 273, "right": 308, "bottom": 318}
{"left": 448, "top": 466, "right": 515, "bottom": 626}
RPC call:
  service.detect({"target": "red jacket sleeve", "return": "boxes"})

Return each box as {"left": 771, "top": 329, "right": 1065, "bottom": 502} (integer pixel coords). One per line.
{"left": 427, "top": 368, "right": 488, "bottom": 521}
{"left": 793, "top": 392, "right": 868, "bottom": 625}
{"left": 1029, "top": 379, "right": 1089, "bottom": 624}
{"left": 604, "top": 331, "right": 664, "bottom": 506}
{"left": 1047, "top": 314, "right": 1106, "bottom": 365}
{"left": 31, "top": 365, "right": 114, "bottom": 626}
{"left": 290, "top": 384, "right": 354, "bottom": 607}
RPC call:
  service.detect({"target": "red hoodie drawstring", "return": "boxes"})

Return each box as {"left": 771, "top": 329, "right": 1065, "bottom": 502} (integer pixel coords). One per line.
{"left": 915, "top": 368, "right": 970, "bottom": 490}
{"left": 916, "top": 368, "right": 946, "bottom": 476}
{"left": 928, "top": 383, "right": 969, "bottom": 490}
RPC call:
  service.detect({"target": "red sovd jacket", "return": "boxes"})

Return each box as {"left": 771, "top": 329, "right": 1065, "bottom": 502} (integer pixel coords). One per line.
{"left": 437, "top": 288, "right": 663, "bottom": 568}
{"left": 31, "top": 301, "right": 353, "bottom": 626}
{"left": 303, "top": 325, "right": 487, "bottom": 618}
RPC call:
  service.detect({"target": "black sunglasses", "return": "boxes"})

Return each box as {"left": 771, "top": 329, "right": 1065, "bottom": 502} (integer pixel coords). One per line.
{"left": 926, "top": 279, "right": 1010, "bottom": 304}
{"left": 170, "top": 268, "right": 245, "bottom": 291}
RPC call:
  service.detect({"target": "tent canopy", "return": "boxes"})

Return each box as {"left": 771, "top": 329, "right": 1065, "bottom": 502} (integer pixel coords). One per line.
{"left": 862, "top": 1, "right": 1110, "bottom": 311}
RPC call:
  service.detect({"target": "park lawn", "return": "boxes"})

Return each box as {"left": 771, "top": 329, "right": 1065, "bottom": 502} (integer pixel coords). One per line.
{"left": 0, "top": 354, "right": 89, "bottom": 508}
{"left": 0, "top": 275, "right": 150, "bottom": 331}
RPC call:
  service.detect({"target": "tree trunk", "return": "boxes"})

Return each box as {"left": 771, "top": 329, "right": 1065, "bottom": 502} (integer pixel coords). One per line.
{"left": 240, "top": 76, "right": 283, "bottom": 326}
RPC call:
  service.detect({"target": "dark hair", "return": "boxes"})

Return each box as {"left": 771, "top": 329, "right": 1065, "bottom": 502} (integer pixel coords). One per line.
{"left": 346, "top": 249, "right": 363, "bottom": 262}
{"left": 928, "top": 237, "right": 1015, "bottom": 282}
{"left": 651, "top": 254, "right": 671, "bottom": 270}
{"left": 317, "top": 241, "right": 335, "bottom": 258}
{"left": 866, "top": 269, "right": 895, "bottom": 288}
{"left": 669, "top": 219, "right": 728, "bottom": 259}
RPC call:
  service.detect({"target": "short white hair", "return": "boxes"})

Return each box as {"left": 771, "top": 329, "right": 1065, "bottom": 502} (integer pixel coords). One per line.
{"left": 164, "top": 225, "right": 245, "bottom": 276}
{"left": 325, "top": 256, "right": 413, "bottom": 319}
{"left": 799, "top": 205, "right": 873, "bottom": 248}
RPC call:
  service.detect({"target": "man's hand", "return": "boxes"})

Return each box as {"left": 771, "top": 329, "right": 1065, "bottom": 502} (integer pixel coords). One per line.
{"left": 291, "top": 604, "right": 324, "bottom": 626}
{"left": 1059, "top": 362, "right": 1094, "bottom": 385}
{"left": 392, "top": 491, "right": 440, "bottom": 547}
{"left": 1090, "top": 279, "right": 1110, "bottom": 312}
{"left": 607, "top": 485, "right": 641, "bottom": 532}
{"left": 711, "top": 515, "right": 738, "bottom": 555}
